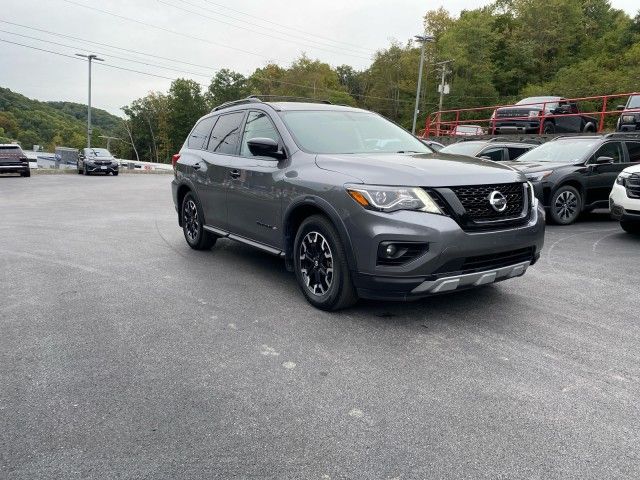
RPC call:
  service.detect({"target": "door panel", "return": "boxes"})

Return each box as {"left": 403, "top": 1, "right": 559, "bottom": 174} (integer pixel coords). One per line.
{"left": 586, "top": 142, "right": 624, "bottom": 204}
{"left": 198, "top": 112, "right": 245, "bottom": 229}
{"left": 226, "top": 111, "right": 284, "bottom": 248}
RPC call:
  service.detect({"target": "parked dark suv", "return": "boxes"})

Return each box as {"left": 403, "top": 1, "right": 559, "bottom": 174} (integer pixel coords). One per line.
{"left": 616, "top": 94, "right": 640, "bottom": 132}
{"left": 492, "top": 96, "right": 598, "bottom": 135}
{"left": 507, "top": 133, "right": 640, "bottom": 224}
{"left": 440, "top": 140, "right": 536, "bottom": 161}
{"left": 0, "top": 144, "right": 30, "bottom": 177}
{"left": 77, "top": 148, "right": 119, "bottom": 175}
{"left": 171, "top": 98, "right": 545, "bottom": 310}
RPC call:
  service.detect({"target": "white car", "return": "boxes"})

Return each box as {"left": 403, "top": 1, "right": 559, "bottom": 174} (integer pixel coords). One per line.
{"left": 610, "top": 164, "right": 640, "bottom": 234}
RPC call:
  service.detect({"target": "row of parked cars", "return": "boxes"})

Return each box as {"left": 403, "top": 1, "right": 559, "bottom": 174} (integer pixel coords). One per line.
{"left": 438, "top": 134, "right": 640, "bottom": 232}
{"left": 439, "top": 94, "right": 640, "bottom": 137}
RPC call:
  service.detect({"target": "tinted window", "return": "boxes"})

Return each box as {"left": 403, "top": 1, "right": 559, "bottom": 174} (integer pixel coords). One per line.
{"left": 516, "top": 139, "right": 598, "bottom": 163}
{"left": 626, "top": 142, "right": 640, "bottom": 162}
{"left": 440, "top": 142, "right": 483, "bottom": 156}
{"left": 480, "top": 147, "right": 504, "bottom": 161}
{"left": 507, "top": 147, "right": 531, "bottom": 160}
{"left": 240, "top": 111, "right": 281, "bottom": 157}
{"left": 279, "top": 111, "right": 430, "bottom": 155}
{"left": 188, "top": 116, "right": 216, "bottom": 150}
{"left": 208, "top": 112, "right": 244, "bottom": 154}
{"left": 593, "top": 142, "right": 623, "bottom": 163}
{"left": 627, "top": 96, "right": 640, "bottom": 109}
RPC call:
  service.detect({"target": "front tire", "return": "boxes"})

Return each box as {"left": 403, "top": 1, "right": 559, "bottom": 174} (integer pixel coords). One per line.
{"left": 113, "top": 171, "right": 119, "bottom": 176}
{"left": 181, "top": 192, "right": 216, "bottom": 250}
{"left": 621, "top": 220, "right": 640, "bottom": 234}
{"left": 549, "top": 185, "right": 581, "bottom": 225}
{"left": 20, "top": 169, "right": 31, "bottom": 177}
{"left": 293, "top": 215, "right": 357, "bottom": 311}
{"left": 83, "top": 165, "right": 89, "bottom": 176}
{"left": 543, "top": 122, "right": 555, "bottom": 134}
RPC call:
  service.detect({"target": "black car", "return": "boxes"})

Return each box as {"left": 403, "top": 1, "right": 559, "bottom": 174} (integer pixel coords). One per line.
{"left": 78, "top": 148, "right": 119, "bottom": 175}
{"left": 616, "top": 94, "right": 640, "bottom": 132}
{"left": 507, "top": 133, "right": 640, "bottom": 224}
{"left": 439, "top": 140, "right": 536, "bottom": 161}
{"left": 171, "top": 97, "right": 545, "bottom": 310}
{"left": 0, "top": 144, "right": 30, "bottom": 177}
{"left": 492, "top": 96, "right": 598, "bottom": 135}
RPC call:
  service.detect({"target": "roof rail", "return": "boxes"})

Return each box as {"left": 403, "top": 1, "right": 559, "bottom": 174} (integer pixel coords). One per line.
{"left": 211, "top": 97, "right": 262, "bottom": 112}
{"left": 604, "top": 132, "right": 640, "bottom": 139}
{"left": 250, "top": 95, "right": 332, "bottom": 104}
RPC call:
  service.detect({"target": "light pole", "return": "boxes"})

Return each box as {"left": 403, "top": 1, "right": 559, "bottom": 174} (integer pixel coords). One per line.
{"left": 412, "top": 34, "right": 434, "bottom": 135}
{"left": 76, "top": 53, "right": 104, "bottom": 148}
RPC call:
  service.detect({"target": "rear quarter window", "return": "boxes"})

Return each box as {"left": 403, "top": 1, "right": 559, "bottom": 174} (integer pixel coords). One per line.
{"left": 188, "top": 116, "right": 217, "bottom": 150}
{"left": 626, "top": 142, "right": 640, "bottom": 163}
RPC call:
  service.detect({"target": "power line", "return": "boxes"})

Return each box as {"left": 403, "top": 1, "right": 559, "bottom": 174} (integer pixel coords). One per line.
{"left": 196, "top": 0, "right": 372, "bottom": 53}
{"left": 0, "top": 29, "right": 215, "bottom": 79}
{"left": 160, "top": 0, "right": 372, "bottom": 59}
{"left": 0, "top": 36, "right": 414, "bottom": 104}
{"left": 59, "top": 0, "right": 275, "bottom": 61}
{"left": 0, "top": 19, "right": 221, "bottom": 72}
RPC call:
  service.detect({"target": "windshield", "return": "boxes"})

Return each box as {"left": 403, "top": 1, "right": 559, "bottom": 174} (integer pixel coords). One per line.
{"left": 516, "top": 97, "right": 560, "bottom": 110}
{"left": 86, "top": 148, "right": 113, "bottom": 157}
{"left": 516, "top": 139, "right": 598, "bottom": 163}
{"left": 627, "top": 95, "right": 640, "bottom": 109}
{"left": 279, "top": 111, "right": 431, "bottom": 155}
{"left": 440, "top": 142, "right": 483, "bottom": 156}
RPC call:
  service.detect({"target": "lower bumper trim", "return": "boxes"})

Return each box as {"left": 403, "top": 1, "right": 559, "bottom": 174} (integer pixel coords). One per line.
{"left": 411, "top": 261, "right": 530, "bottom": 294}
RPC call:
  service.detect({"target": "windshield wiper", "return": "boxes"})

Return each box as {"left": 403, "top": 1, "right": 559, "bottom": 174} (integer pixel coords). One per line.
{"left": 396, "top": 150, "right": 420, "bottom": 153}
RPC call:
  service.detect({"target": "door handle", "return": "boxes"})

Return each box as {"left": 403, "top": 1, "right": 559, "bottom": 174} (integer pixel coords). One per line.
{"left": 229, "top": 169, "right": 241, "bottom": 179}
{"left": 193, "top": 163, "right": 201, "bottom": 170}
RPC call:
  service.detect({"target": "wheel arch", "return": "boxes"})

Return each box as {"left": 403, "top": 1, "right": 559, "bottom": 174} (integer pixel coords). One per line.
{"left": 176, "top": 181, "right": 196, "bottom": 227}
{"left": 282, "top": 197, "right": 357, "bottom": 273}
{"left": 552, "top": 179, "right": 586, "bottom": 210}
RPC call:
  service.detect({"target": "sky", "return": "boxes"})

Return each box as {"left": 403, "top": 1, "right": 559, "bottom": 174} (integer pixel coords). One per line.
{"left": 0, "top": 0, "right": 637, "bottom": 117}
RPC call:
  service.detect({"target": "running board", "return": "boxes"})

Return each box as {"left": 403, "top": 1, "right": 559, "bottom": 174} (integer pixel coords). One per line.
{"left": 203, "top": 225, "right": 284, "bottom": 257}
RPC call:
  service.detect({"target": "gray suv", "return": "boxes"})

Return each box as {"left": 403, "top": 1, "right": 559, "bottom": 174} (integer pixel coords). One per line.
{"left": 171, "top": 98, "right": 545, "bottom": 310}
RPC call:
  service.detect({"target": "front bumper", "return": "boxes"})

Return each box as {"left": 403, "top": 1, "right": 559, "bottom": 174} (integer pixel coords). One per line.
{"left": 85, "top": 163, "right": 119, "bottom": 173}
{"left": 347, "top": 202, "right": 545, "bottom": 301}
{"left": 610, "top": 183, "right": 640, "bottom": 222}
{"left": 493, "top": 121, "right": 540, "bottom": 134}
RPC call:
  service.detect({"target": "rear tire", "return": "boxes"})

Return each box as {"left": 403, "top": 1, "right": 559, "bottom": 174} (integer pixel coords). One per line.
{"left": 181, "top": 192, "right": 216, "bottom": 250}
{"left": 549, "top": 185, "right": 581, "bottom": 225}
{"left": 543, "top": 122, "right": 555, "bottom": 134}
{"left": 293, "top": 215, "right": 357, "bottom": 311}
{"left": 621, "top": 220, "right": 640, "bottom": 234}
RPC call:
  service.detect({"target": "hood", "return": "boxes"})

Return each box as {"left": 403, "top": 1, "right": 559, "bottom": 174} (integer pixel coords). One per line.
{"left": 316, "top": 152, "right": 525, "bottom": 187}
{"left": 622, "top": 163, "right": 640, "bottom": 175}
{"left": 503, "top": 160, "right": 575, "bottom": 173}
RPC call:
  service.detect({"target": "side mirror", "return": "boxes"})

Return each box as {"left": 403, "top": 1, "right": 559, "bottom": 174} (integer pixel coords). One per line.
{"left": 616, "top": 105, "right": 626, "bottom": 111}
{"left": 479, "top": 155, "right": 492, "bottom": 160}
{"left": 78, "top": 154, "right": 85, "bottom": 160}
{"left": 595, "top": 156, "right": 614, "bottom": 164}
{"left": 247, "top": 137, "right": 285, "bottom": 160}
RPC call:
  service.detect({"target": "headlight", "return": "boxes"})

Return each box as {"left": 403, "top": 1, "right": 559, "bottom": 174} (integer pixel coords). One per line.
{"left": 345, "top": 184, "right": 443, "bottom": 214}
{"left": 528, "top": 110, "right": 540, "bottom": 118}
{"left": 622, "top": 115, "right": 636, "bottom": 123}
{"left": 616, "top": 171, "right": 631, "bottom": 186}
{"left": 525, "top": 170, "right": 553, "bottom": 182}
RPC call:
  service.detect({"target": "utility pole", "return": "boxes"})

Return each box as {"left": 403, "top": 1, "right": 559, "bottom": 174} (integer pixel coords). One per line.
{"left": 76, "top": 53, "right": 104, "bottom": 148}
{"left": 98, "top": 135, "right": 121, "bottom": 151}
{"left": 435, "top": 60, "right": 453, "bottom": 113}
{"left": 412, "top": 34, "right": 434, "bottom": 135}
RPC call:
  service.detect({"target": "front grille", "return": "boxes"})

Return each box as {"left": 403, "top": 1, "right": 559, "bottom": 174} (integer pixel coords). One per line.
{"left": 496, "top": 109, "right": 531, "bottom": 119}
{"left": 449, "top": 183, "right": 526, "bottom": 221}
{"left": 626, "top": 174, "right": 640, "bottom": 199}
{"left": 433, "top": 247, "right": 535, "bottom": 277}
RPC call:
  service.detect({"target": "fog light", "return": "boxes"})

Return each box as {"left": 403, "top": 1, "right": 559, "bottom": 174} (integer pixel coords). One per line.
{"left": 385, "top": 244, "right": 397, "bottom": 257}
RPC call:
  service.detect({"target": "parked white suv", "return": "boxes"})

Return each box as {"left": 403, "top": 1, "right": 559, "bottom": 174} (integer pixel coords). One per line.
{"left": 610, "top": 164, "right": 640, "bottom": 234}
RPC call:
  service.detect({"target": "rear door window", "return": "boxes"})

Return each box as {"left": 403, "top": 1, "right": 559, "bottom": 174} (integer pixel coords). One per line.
{"left": 506, "top": 146, "right": 531, "bottom": 160}
{"left": 624, "top": 142, "right": 640, "bottom": 163}
{"left": 188, "top": 116, "right": 217, "bottom": 150}
{"left": 207, "top": 112, "right": 245, "bottom": 155}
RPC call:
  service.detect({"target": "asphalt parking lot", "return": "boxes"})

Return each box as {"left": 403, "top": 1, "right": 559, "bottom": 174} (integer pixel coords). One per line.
{"left": 1, "top": 174, "right": 639, "bottom": 479}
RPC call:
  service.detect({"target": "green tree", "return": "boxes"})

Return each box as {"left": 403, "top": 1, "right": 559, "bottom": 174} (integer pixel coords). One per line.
{"left": 205, "top": 69, "right": 249, "bottom": 108}
{"left": 167, "top": 79, "right": 207, "bottom": 155}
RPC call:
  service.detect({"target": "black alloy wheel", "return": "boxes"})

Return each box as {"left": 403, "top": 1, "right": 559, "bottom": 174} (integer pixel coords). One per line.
{"left": 293, "top": 215, "right": 357, "bottom": 311}
{"left": 181, "top": 192, "right": 216, "bottom": 250}
{"left": 550, "top": 186, "right": 581, "bottom": 225}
